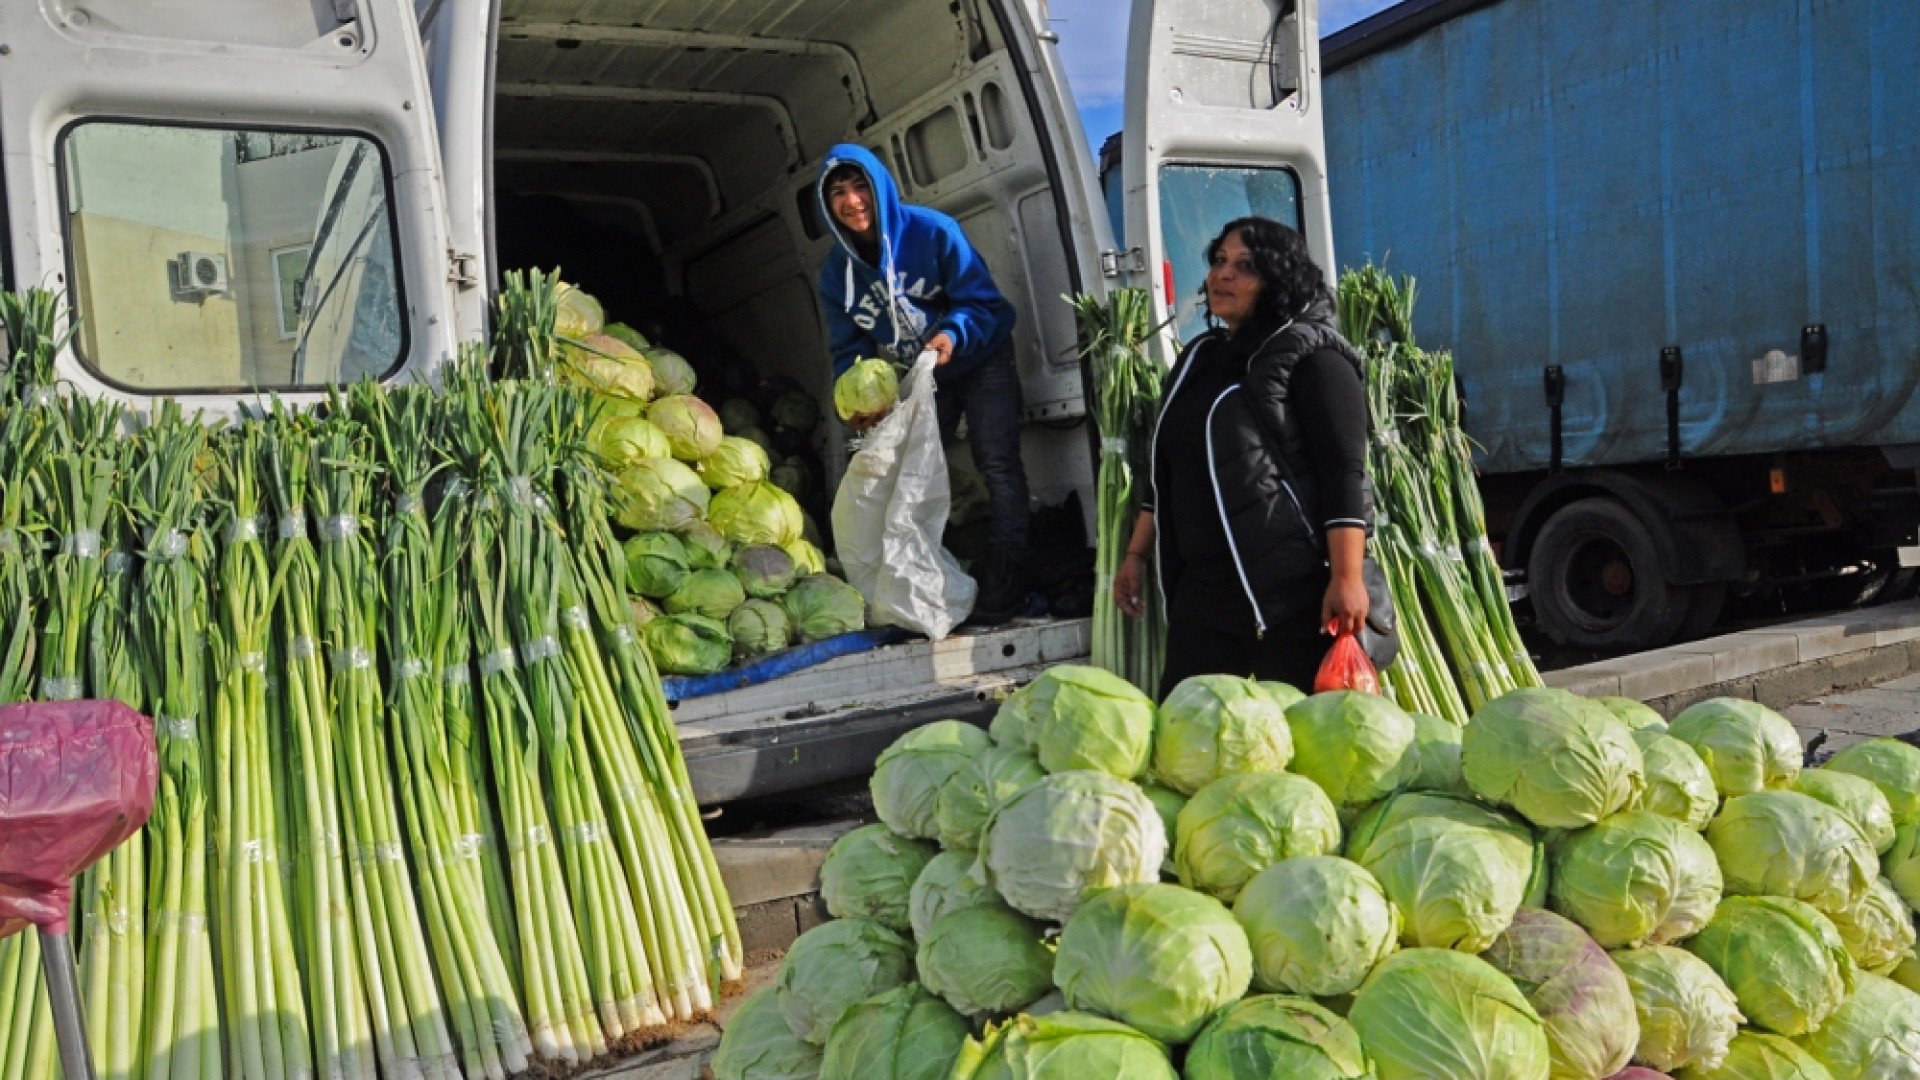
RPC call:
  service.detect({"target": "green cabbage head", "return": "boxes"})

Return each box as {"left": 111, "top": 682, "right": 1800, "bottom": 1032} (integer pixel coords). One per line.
{"left": 834, "top": 358, "right": 901, "bottom": 422}
{"left": 1053, "top": 882, "right": 1252, "bottom": 1043}
{"left": 1348, "top": 948, "right": 1550, "bottom": 1080}
{"left": 782, "top": 574, "right": 866, "bottom": 641}
{"left": 1139, "top": 783, "right": 1185, "bottom": 876}
{"left": 699, "top": 436, "right": 770, "bottom": 489}
{"left": 1482, "top": 908, "right": 1638, "bottom": 1080}
{"left": 769, "top": 456, "right": 812, "bottom": 501}
{"left": 1793, "top": 767, "right": 1897, "bottom": 854}
{"left": 1019, "top": 665, "right": 1157, "bottom": 780}
{"left": 709, "top": 988, "right": 822, "bottom": 1080}
{"left": 1794, "top": 972, "right": 1920, "bottom": 1080}
{"left": 1234, "top": 855, "right": 1399, "bottom": 997}
{"left": 814, "top": 980, "right": 960, "bottom": 1076}
{"left": 1406, "top": 712, "right": 1471, "bottom": 796}
{"left": 1827, "top": 876, "right": 1918, "bottom": 977}
{"left": 1898, "top": 957, "right": 1920, "bottom": 996}
{"left": 870, "top": 720, "right": 991, "bottom": 840}
{"left": 1174, "top": 772, "right": 1343, "bottom": 903}
{"left": 1705, "top": 790, "right": 1875, "bottom": 912}
{"left": 948, "top": 1012, "right": 1176, "bottom": 1080}
{"left": 1550, "top": 810, "right": 1723, "bottom": 948}
{"left": 1667, "top": 698, "right": 1802, "bottom": 797}
{"left": 820, "top": 983, "right": 967, "bottom": 1080}
{"left": 782, "top": 538, "right": 827, "bottom": 576}
{"left": 770, "top": 389, "right": 821, "bottom": 433}
{"left": 647, "top": 393, "right": 724, "bottom": 461}
{"left": 562, "top": 333, "right": 654, "bottom": 398}
{"left": 640, "top": 613, "right": 731, "bottom": 675}
{"left": 1597, "top": 696, "right": 1668, "bottom": 733}
{"left": 710, "top": 481, "right": 806, "bottom": 546}
{"left": 728, "top": 599, "right": 790, "bottom": 659}
{"left": 554, "top": 281, "right": 604, "bottom": 338}
{"left": 1683, "top": 896, "right": 1856, "bottom": 1037}
{"left": 1346, "top": 792, "right": 1540, "bottom": 952}
{"left": 665, "top": 567, "right": 746, "bottom": 621}
{"left": 718, "top": 398, "right": 761, "bottom": 433}
{"left": 1152, "top": 673, "right": 1292, "bottom": 794}
{"left": 600, "top": 321, "right": 649, "bottom": 350}
{"left": 818, "top": 823, "right": 937, "bottom": 934}
{"left": 622, "top": 531, "right": 689, "bottom": 599}
{"left": 1677, "top": 1032, "right": 1835, "bottom": 1080}
{"left": 935, "top": 744, "right": 1046, "bottom": 852}
{"left": 1634, "top": 728, "right": 1720, "bottom": 831}
{"left": 641, "top": 346, "right": 698, "bottom": 397}
{"left": 588, "top": 413, "right": 671, "bottom": 467}
{"left": 775, "top": 917, "right": 916, "bottom": 1045}
{"left": 612, "top": 458, "right": 709, "bottom": 531}
{"left": 918, "top": 905, "right": 1055, "bottom": 1018}
{"left": 1184, "top": 995, "right": 1373, "bottom": 1080}
{"left": 1611, "top": 945, "right": 1742, "bottom": 1074}
{"left": 907, "top": 851, "right": 1000, "bottom": 941}
{"left": 1284, "top": 690, "right": 1419, "bottom": 808}
{"left": 678, "top": 520, "right": 732, "bottom": 570}
{"left": 1463, "top": 688, "right": 1646, "bottom": 829}
{"left": 1823, "top": 737, "right": 1920, "bottom": 826}
{"left": 981, "top": 771, "right": 1165, "bottom": 923}
{"left": 732, "top": 544, "right": 797, "bottom": 600}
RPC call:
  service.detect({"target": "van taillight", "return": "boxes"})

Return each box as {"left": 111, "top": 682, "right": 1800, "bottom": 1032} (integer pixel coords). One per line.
{"left": 1163, "top": 260, "right": 1175, "bottom": 306}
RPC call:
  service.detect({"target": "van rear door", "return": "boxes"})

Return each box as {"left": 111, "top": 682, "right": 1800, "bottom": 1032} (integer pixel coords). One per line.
{"left": 0, "top": 1, "right": 460, "bottom": 406}
{"left": 1123, "top": 0, "right": 1332, "bottom": 354}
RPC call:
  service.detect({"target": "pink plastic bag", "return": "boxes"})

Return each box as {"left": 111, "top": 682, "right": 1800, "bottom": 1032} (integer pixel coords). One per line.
{"left": 1313, "top": 626, "right": 1381, "bottom": 695}
{"left": 0, "top": 700, "right": 157, "bottom": 937}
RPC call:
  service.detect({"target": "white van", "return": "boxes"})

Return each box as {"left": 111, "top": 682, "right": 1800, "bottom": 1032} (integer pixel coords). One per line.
{"left": 0, "top": 0, "right": 1333, "bottom": 801}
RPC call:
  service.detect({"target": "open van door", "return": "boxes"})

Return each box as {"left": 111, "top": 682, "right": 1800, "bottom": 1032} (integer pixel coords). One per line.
{"left": 0, "top": 1, "right": 461, "bottom": 407}
{"left": 1122, "top": 0, "right": 1332, "bottom": 360}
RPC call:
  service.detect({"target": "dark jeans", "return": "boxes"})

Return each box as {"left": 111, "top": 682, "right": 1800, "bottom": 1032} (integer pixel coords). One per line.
{"left": 936, "top": 344, "right": 1030, "bottom": 564}
{"left": 1158, "top": 588, "right": 1329, "bottom": 700}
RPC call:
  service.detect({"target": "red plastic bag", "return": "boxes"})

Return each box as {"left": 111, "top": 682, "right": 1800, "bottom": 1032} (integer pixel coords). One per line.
{"left": 1314, "top": 626, "right": 1381, "bottom": 695}
{"left": 0, "top": 700, "right": 157, "bottom": 938}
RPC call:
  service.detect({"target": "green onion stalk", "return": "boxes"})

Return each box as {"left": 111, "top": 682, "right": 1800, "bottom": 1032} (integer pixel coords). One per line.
{"left": 1068, "top": 288, "right": 1167, "bottom": 694}
{"left": 557, "top": 424, "right": 741, "bottom": 1006}
{"left": 208, "top": 421, "right": 312, "bottom": 1080}
{"left": 309, "top": 416, "right": 460, "bottom": 1080}
{"left": 126, "top": 408, "right": 222, "bottom": 1080}
{"left": 358, "top": 382, "right": 531, "bottom": 1080}
{"left": 492, "top": 269, "right": 564, "bottom": 382}
{"left": 477, "top": 381, "right": 662, "bottom": 1044}
{"left": 447, "top": 374, "right": 602, "bottom": 1065}
{"left": 0, "top": 287, "right": 75, "bottom": 403}
{"left": 262, "top": 413, "right": 374, "bottom": 1080}
{"left": 78, "top": 441, "right": 149, "bottom": 1080}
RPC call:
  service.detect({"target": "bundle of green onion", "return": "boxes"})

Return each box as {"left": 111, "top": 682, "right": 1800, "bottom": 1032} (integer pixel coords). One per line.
{"left": 0, "top": 286, "right": 739, "bottom": 1080}
{"left": 1068, "top": 288, "right": 1167, "bottom": 694}
{"left": 1338, "top": 265, "right": 1541, "bottom": 722}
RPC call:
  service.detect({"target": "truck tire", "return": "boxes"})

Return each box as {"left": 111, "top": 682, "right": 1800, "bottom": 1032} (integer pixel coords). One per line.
{"left": 1528, "top": 497, "right": 1692, "bottom": 651}
{"left": 1674, "top": 582, "right": 1728, "bottom": 642}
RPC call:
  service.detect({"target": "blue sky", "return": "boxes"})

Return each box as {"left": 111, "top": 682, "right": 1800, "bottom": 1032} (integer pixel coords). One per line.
{"left": 1051, "top": 0, "right": 1397, "bottom": 149}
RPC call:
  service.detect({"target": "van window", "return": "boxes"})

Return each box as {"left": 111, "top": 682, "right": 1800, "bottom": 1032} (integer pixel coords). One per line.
{"left": 58, "top": 122, "right": 407, "bottom": 392}
{"left": 1160, "top": 164, "right": 1302, "bottom": 342}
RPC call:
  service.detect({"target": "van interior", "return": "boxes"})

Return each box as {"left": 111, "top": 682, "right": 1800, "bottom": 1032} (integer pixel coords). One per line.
{"left": 485, "top": 0, "right": 1098, "bottom": 571}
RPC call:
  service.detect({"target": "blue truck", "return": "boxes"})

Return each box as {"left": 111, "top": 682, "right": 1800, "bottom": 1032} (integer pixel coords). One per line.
{"left": 1319, "top": 0, "right": 1920, "bottom": 651}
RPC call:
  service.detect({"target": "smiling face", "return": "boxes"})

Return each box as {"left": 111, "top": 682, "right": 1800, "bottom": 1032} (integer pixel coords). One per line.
{"left": 1206, "top": 230, "right": 1263, "bottom": 332}
{"left": 826, "top": 170, "right": 877, "bottom": 243}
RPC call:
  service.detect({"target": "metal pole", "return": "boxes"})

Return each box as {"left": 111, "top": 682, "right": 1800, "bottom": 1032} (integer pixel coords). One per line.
{"left": 37, "top": 930, "right": 96, "bottom": 1080}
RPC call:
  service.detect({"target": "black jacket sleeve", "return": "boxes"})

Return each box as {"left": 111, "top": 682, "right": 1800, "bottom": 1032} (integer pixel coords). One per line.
{"left": 1291, "top": 349, "right": 1373, "bottom": 532}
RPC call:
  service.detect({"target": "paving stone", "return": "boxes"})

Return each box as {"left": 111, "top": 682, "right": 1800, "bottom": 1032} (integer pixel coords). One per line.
{"left": 1610, "top": 651, "right": 1717, "bottom": 702}
{"left": 733, "top": 898, "right": 801, "bottom": 956}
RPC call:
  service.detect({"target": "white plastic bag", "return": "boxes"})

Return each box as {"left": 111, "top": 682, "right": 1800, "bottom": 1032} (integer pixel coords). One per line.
{"left": 831, "top": 352, "right": 977, "bottom": 639}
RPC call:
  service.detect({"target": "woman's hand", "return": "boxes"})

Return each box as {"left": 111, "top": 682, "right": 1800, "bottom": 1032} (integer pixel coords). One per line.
{"left": 1322, "top": 525, "right": 1369, "bottom": 637}
{"left": 1114, "top": 512, "right": 1157, "bottom": 618}
{"left": 1114, "top": 553, "right": 1147, "bottom": 618}
{"left": 1322, "top": 571, "right": 1370, "bottom": 637}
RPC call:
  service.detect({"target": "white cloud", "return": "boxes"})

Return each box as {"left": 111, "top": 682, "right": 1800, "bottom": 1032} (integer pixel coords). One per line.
{"left": 1048, "top": 0, "right": 1131, "bottom": 109}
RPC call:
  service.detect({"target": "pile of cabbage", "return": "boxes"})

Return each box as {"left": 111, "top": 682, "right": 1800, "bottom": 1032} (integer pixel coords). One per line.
{"left": 713, "top": 668, "right": 1920, "bottom": 1080}
{"left": 553, "top": 286, "right": 868, "bottom": 676}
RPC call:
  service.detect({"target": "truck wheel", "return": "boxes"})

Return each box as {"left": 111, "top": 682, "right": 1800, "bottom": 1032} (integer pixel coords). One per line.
{"left": 1528, "top": 497, "right": 1692, "bottom": 651}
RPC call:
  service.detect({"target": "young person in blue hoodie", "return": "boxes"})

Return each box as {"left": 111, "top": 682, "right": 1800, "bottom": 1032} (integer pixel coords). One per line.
{"left": 815, "top": 143, "right": 1032, "bottom": 624}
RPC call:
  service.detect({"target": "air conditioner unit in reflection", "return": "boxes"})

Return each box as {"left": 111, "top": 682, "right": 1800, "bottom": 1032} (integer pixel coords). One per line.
{"left": 172, "top": 250, "right": 231, "bottom": 297}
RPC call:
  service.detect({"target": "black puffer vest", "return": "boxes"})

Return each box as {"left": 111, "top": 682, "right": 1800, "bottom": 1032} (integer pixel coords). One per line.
{"left": 1152, "top": 294, "right": 1373, "bottom": 632}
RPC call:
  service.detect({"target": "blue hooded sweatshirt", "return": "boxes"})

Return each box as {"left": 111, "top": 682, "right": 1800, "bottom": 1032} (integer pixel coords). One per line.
{"left": 815, "top": 144, "right": 1017, "bottom": 381}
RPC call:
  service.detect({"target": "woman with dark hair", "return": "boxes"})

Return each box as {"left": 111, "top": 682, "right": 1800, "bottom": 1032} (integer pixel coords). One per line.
{"left": 1113, "top": 217, "right": 1375, "bottom": 698}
